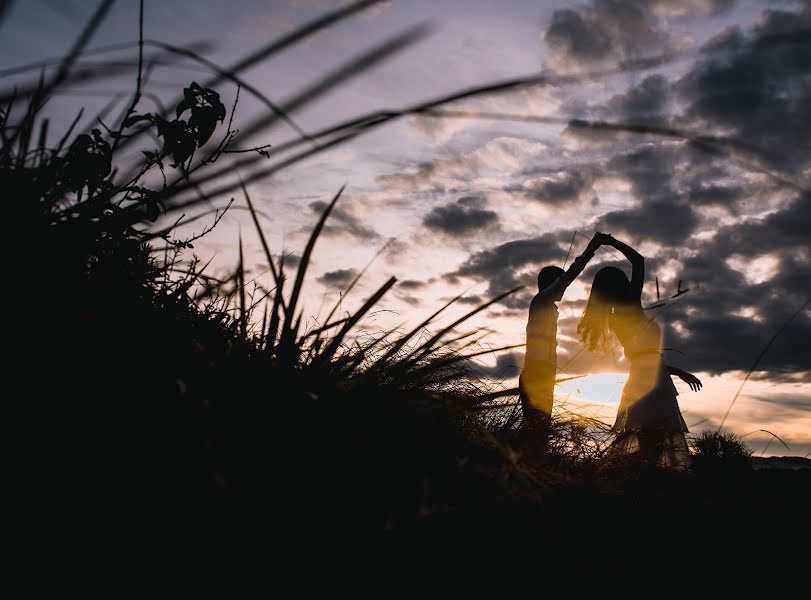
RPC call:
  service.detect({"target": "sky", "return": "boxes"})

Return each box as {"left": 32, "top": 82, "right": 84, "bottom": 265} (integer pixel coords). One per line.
{"left": 2, "top": 0, "right": 809, "bottom": 456}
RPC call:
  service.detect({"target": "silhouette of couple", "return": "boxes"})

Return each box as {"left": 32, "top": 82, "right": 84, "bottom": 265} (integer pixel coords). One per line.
{"left": 520, "top": 232, "right": 702, "bottom": 468}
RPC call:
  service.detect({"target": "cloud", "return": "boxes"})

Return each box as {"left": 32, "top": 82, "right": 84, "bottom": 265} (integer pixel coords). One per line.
{"left": 566, "top": 73, "right": 681, "bottom": 155}
{"left": 395, "top": 293, "right": 422, "bottom": 307}
{"left": 543, "top": 0, "right": 668, "bottom": 71}
{"left": 514, "top": 167, "right": 599, "bottom": 209}
{"left": 398, "top": 279, "right": 427, "bottom": 290}
{"left": 422, "top": 195, "right": 500, "bottom": 236}
{"left": 674, "top": 4, "right": 811, "bottom": 170}
{"left": 393, "top": 279, "right": 428, "bottom": 306}
{"left": 458, "top": 295, "right": 485, "bottom": 305}
{"left": 597, "top": 200, "right": 698, "bottom": 245}
{"left": 468, "top": 351, "right": 524, "bottom": 380}
{"left": 446, "top": 233, "right": 568, "bottom": 304}
{"left": 606, "top": 143, "right": 679, "bottom": 197}
{"left": 708, "top": 194, "right": 811, "bottom": 258}
{"left": 749, "top": 391, "right": 811, "bottom": 411}
{"left": 687, "top": 182, "right": 745, "bottom": 213}
{"left": 558, "top": 73, "right": 674, "bottom": 149}
{"left": 542, "top": 0, "right": 739, "bottom": 71}
{"left": 408, "top": 114, "right": 470, "bottom": 144}
{"left": 608, "top": 74, "right": 671, "bottom": 122}
{"left": 377, "top": 161, "right": 446, "bottom": 192}
{"left": 649, "top": 0, "right": 736, "bottom": 19}
{"left": 274, "top": 253, "right": 302, "bottom": 270}
{"left": 377, "top": 136, "right": 546, "bottom": 192}
{"left": 317, "top": 268, "right": 358, "bottom": 288}
{"left": 652, "top": 201, "right": 811, "bottom": 375}
{"left": 309, "top": 198, "right": 380, "bottom": 241}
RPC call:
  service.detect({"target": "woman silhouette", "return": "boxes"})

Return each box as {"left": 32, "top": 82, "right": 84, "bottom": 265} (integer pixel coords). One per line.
{"left": 577, "top": 234, "right": 702, "bottom": 468}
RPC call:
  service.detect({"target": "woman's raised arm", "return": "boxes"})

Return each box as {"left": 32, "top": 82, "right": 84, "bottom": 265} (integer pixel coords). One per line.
{"left": 605, "top": 234, "right": 644, "bottom": 300}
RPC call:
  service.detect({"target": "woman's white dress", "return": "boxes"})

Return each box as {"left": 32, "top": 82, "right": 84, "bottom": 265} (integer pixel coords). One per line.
{"left": 610, "top": 310, "right": 690, "bottom": 469}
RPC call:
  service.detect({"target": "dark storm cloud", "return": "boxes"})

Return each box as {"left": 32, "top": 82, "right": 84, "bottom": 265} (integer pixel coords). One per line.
{"left": 680, "top": 159, "right": 743, "bottom": 206}
{"left": 654, "top": 203, "right": 811, "bottom": 376}
{"left": 597, "top": 199, "right": 698, "bottom": 245}
{"left": 662, "top": 297, "right": 811, "bottom": 376}
{"left": 543, "top": 0, "right": 741, "bottom": 71}
{"left": 543, "top": 0, "right": 666, "bottom": 70}
{"left": 675, "top": 4, "right": 811, "bottom": 170}
{"left": 519, "top": 168, "right": 598, "bottom": 208}
{"left": 317, "top": 268, "right": 358, "bottom": 288}
{"left": 686, "top": 182, "right": 745, "bottom": 212}
{"left": 422, "top": 196, "right": 499, "bottom": 236}
{"left": 558, "top": 74, "right": 673, "bottom": 147}
{"left": 446, "top": 233, "right": 570, "bottom": 306}
{"left": 709, "top": 194, "right": 811, "bottom": 257}
{"left": 590, "top": 143, "right": 701, "bottom": 243}
{"left": 608, "top": 74, "right": 671, "bottom": 122}
{"left": 309, "top": 199, "right": 380, "bottom": 241}
{"left": 559, "top": 1, "right": 811, "bottom": 247}
{"left": 607, "top": 143, "right": 678, "bottom": 197}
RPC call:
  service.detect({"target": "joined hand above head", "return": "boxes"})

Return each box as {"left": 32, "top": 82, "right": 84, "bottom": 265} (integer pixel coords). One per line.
{"left": 593, "top": 231, "right": 612, "bottom": 245}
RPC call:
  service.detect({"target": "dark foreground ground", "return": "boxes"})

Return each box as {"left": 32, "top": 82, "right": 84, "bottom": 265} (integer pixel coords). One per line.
{"left": 17, "top": 436, "right": 811, "bottom": 591}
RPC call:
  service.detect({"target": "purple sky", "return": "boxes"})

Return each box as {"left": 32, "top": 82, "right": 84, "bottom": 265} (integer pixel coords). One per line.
{"left": 2, "top": 0, "right": 809, "bottom": 456}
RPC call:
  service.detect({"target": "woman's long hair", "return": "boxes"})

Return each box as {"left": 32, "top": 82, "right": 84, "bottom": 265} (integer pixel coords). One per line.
{"left": 577, "top": 267, "right": 635, "bottom": 352}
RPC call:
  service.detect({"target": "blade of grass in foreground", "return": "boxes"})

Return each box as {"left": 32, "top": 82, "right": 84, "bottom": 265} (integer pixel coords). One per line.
{"left": 237, "top": 234, "right": 247, "bottom": 338}
{"left": 278, "top": 185, "right": 344, "bottom": 357}
{"left": 314, "top": 237, "right": 395, "bottom": 347}
{"left": 266, "top": 258, "right": 286, "bottom": 353}
{"left": 406, "top": 343, "right": 525, "bottom": 389}
{"left": 317, "top": 276, "right": 397, "bottom": 364}
{"left": 240, "top": 177, "right": 282, "bottom": 293}
{"left": 366, "top": 291, "right": 469, "bottom": 374}
{"left": 233, "top": 22, "right": 433, "bottom": 147}
{"left": 45, "top": 0, "right": 115, "bottom": 94}
{"left": 405, "top": 286, "right": 524, "bottom": 363}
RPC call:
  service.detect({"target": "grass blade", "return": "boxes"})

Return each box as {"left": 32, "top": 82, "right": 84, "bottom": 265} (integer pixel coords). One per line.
{"left": 266, "top": 260, "right": 286, "bottom": 353}
{"left": 47, "top": 0, "right": 115, "bottom": 94}
{"left": 240, "top": 177, "right": 282, "bottom": 292}
{"left": 281, "top": 184, "right": 344, "bottom": 348}
{"left": 406, "top": 286, "right": 524, "bottom": 363}
{"left": 318, "top": 276, "right": 397, "bottom": 364}
{"left": 237, "top": 234, "right": 247, "bottom": 338}
{"left": 367, "top": 291, "right": 469, "bottom": 373}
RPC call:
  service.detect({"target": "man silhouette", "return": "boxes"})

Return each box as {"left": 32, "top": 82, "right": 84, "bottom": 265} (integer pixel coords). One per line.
{"left": 520, "top": 232, "right": 608, "bottom": 429}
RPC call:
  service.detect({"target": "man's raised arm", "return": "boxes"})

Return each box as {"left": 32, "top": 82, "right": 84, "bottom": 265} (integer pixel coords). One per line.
{"left": 543, "top": 232, "right": 607, "bottom": 299}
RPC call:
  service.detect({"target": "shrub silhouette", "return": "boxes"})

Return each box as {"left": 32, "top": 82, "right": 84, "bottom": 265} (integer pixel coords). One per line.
{"left": 691, "top": 430, "right": 753, "bottom": 473}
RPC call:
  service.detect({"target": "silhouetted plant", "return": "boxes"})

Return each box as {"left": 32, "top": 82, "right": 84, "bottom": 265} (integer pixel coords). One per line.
{"left": 691, "top": 430, "right": 753, "bottom": 473}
